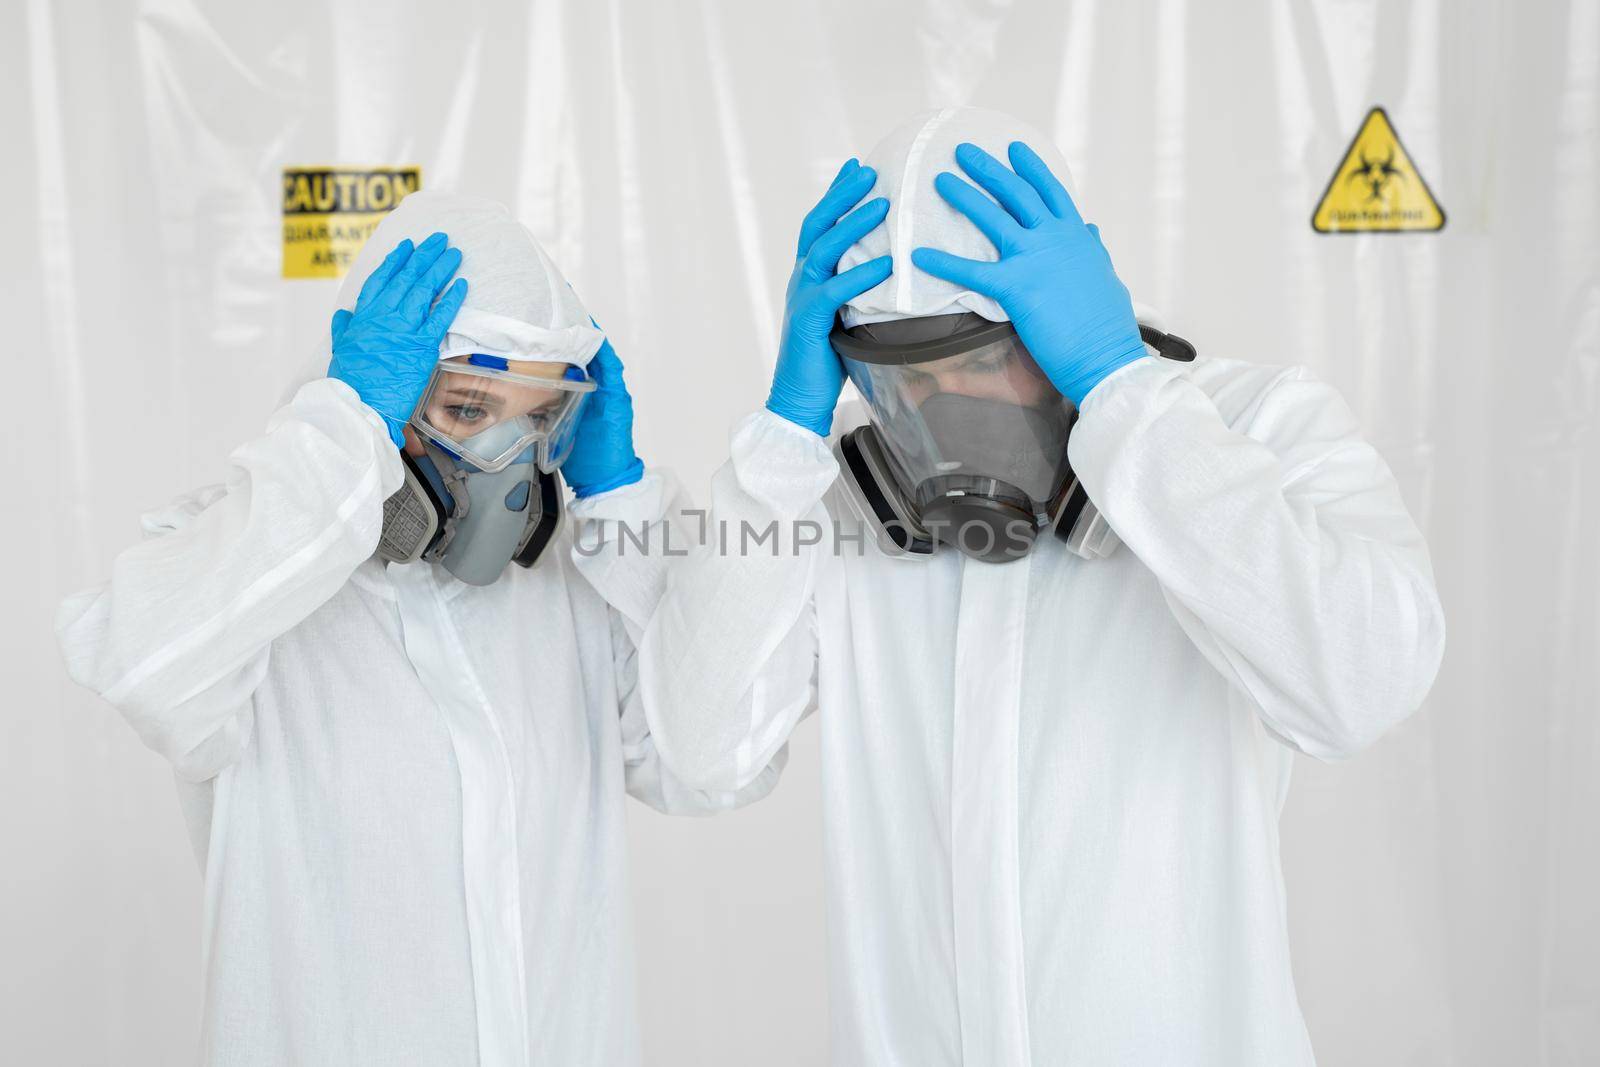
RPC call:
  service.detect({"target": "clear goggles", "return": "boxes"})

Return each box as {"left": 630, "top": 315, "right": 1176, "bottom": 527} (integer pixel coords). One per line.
{"left": 409, "top": 354, "right": 596, "bottom": 473}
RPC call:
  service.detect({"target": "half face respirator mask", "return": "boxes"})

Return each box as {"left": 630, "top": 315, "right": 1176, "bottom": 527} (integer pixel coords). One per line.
{"left": 831, "top": 314, "right": 1195, "bottom": 564}
{"left": 376, "top": 354, "right": 596, "bottom": 585}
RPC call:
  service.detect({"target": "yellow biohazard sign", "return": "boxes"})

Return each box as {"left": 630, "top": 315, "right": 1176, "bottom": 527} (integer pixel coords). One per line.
{"left": 1311, "top": 108, "right": 1445, "bottom": 233}
{"left": 282, "top": 166, "right": 422, "bottom": 279}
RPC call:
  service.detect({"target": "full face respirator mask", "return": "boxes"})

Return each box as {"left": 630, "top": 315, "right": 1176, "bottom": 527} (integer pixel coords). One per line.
{"left": 830, "top": 314, "right": 1195, "bottom": 564}
{"left": 376, "top": 354, "right": 596, "bottom": 585}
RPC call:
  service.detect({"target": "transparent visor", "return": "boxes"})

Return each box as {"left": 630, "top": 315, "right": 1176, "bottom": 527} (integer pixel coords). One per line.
{"left": 409, "top": 356, "right": 596, "bottom": 473}
{"left": 836, "top": 323, "right": 1075, "bottom": 512}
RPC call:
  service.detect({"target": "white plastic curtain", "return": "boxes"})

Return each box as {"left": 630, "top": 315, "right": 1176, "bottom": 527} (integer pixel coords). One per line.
{"left": 4, "top": 1, "right": 1596, "bottom": 1064}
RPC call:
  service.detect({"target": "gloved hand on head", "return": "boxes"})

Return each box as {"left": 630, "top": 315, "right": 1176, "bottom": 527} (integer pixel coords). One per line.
{"left": 765, "top": 159, "right": 894, "bottom": 437}
{"left": 834, "top": 107, "right": 1149, "bottom": 410}
{"left": 563, "top": 332, "right": 646, "bottom": 499}
{"left": 912, "top": 141, "right": 1146, "bottom": 407}
{"left": 328, "top": 232, "right": 468, "bottom": 448}
{"left": 328, "top": 191, "right": 611, "bottom": 450}
{"left": 329, "top": 192, "right": 628, "bottom": 583}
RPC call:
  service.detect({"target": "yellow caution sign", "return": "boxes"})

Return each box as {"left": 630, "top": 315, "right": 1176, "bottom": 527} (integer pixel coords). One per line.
{"left": 1311, "top": 108, "right": 1444, "bottom": 233}
{"left": 282, "top": 166, "right": 422, "bottom": 279}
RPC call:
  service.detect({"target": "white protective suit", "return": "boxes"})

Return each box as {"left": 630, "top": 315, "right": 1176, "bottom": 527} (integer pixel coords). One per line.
{"left": 596, "top": 110, "right": 1447, "bottom": 1065}
{"left": 55, "top": 192, "right": 773, "bottom": 1067}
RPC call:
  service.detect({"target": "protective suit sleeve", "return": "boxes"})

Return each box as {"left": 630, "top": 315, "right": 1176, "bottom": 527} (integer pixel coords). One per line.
{"left": 592, "top": 410, "right": 830, "bottom": 795}
{"left": 569, "top": 469, "right": 793, "bottom": 812}
{"left": 55, "top": 377, "right": 403, "bottom": 780}
{"left": 1070, "top": 357, "right": 1446, "bottom": 760}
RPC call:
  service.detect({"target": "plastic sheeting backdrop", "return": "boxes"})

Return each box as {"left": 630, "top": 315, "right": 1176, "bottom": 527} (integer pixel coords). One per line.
{"left": 4, "top": 1, "right": 1596, "bottom": 1064}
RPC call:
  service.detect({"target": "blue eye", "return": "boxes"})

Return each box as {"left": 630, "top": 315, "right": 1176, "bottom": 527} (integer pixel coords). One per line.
{"left": 447, "top": 404, "right": 489, "bottom": 423}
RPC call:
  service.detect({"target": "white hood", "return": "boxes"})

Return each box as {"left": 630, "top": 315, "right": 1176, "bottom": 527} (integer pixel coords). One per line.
{"left": 837, "top": 107, "right": 1082, "bottom": 327}
{"left": 337, "top": 191, "right": 604, "bottom": 368}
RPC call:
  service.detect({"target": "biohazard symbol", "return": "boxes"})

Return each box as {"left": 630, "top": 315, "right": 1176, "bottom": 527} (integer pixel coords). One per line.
{"left": 1348, "top": 146, "right": 1404, "bottom": 203}
{"left": 1311, "top": 107, "right": 1445, "bottom": 233}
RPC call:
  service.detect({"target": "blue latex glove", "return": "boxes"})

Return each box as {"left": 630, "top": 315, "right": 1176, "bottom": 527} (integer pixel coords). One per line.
{"left": 563, "top": 335, "right": 645, "bottom": 499}
{"left": 910, "top": 142, "right": 1147, "bottom": 407}
{"left": 327, "top": 232, "right": 469, "bottom": 448}
{"left": 765, "top": 159, "right": 894, "bottom": 437}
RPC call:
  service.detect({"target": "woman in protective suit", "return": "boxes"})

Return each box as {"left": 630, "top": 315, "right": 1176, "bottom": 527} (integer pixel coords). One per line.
{"left": 56, "top": 192, "right": 773, "bottom": 1066}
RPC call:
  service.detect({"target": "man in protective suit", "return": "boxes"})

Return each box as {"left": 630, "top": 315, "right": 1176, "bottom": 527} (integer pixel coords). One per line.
{"left": 594, "top": 108, "right": 1447, "bottom": 1065}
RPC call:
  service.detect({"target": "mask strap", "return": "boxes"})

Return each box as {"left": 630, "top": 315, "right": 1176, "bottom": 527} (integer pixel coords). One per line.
{"left": 1137, "top": 324, "right": 1197, "bottom": 362}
